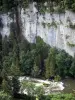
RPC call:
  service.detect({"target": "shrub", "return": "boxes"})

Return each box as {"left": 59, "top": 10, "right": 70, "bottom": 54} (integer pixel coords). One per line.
{"left": 0, "top": 91, "right": 11, "bottom": 100}
{"left": 67, "top": 42, "right": 75, "bottom": 47}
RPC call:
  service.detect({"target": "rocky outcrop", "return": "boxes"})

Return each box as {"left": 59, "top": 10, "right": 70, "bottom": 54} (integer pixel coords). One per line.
{"left": 0, "top": 2, "right": 75, "bottom": 56}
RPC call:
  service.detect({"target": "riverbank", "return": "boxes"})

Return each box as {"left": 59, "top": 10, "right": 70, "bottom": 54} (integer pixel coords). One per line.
{"left": 19, "top": 76, "right": 64, "bottom": 95}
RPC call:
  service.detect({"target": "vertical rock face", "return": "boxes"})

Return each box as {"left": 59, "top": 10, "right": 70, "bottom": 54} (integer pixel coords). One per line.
{"left": 0, "top": 14, "right": 12, "bottom": 37}
{"left": 0, "top": 3, "right": 75, "bottom": 56}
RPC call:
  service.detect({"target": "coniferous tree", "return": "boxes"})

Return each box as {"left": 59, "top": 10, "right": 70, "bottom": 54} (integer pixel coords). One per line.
{"left": 12, "top": 76, "right": 20, "bottom": 95}
{"left": 0, "top": 33, "right": 2, "bottom": 84}
{"left": 2, "top": 35, "right": 9, "bottom": 56}
{"left": 1, "top": 67, "right": 12, "bottom": 94}
{"left": 70, "top": 55, "right": 75, "bottom": 77}
{"left": 45, "top": 48, "right": 56, "bottom": 79}
{"left": 32, "top": 62, "right": 39, "bottom": 77}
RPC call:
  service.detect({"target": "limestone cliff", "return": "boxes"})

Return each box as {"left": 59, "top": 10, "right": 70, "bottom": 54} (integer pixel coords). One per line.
{"left": 0, "top": 2, "right": 75, "bottom": 56}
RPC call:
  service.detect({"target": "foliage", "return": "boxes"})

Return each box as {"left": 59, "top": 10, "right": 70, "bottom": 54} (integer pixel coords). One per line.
{"left": 56, "top": 50, "right": 73, "bottom": 77}
{"left": 1, "top": 0, "right": 75, "bottom": 99}
{"left": 10, "top": 62, "right": 21, "bottom": 76}
{"left": 42, "top": 22, "right": 57, "bottom": 29}
{"left": 42, "top": 22, "right": 46, "bottom": 28}
{"left": 0, "top": 0, "right": 75, "bottom": 13}
{"left": 39, "top": 94, "right": 75, "bottom": 100}
{"left": 45, "top": 48, "right": 56, "bottom": 79}
{"left": 31, "top": 62, "right": 39, "bottom": 77}
{"left": 64, "top": 0, "right": 75, "bottom": 10}
{"left": 21, "top": 81, "right": 44, "bottom": 97}
{"left": 0, "top": 91, "right": 12, "bottom": 100}
{"left": 35, "top": 86, "right": 45, "bottom": 98}
{"left": 72, "top": 3, "right": 75, "bottom": 11}
{"left": 50, "top": 21, "right": 57, "bottom": 28}
{"left": 67, "top": 42, "right": 75, "bottom": 47}
{"left": 20, "top": 50, "right": 35, "bottom": 76}
{"left": 2, "top": 34, "right": 75, "bottom": 80}
{"left": 21, "top": 81, "right": 35, "bottom": 95}
{"left": 0, "top": 33, "right": 2, "bottom": 81}
{"left": 12, "top": 76, "right": 20, "bottom": 94}
{"left": 54, "top": 75, "right": 61, "bottom": 81}
{"left": 55, "top": 2, "right": 65, "bottom": 13}
{"left": 70, "top": 55, "right": 75, "bottom": 77}
{"left": 67, "top": 19, "right": 75, "bottom": 29}
{"left": 2, "top": 78, "right": 12, "bottom": 94}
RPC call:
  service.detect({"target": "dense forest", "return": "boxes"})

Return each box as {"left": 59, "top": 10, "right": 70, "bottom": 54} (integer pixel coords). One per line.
{"left": 0, "top": 0, "right": 75, "bottom": 100}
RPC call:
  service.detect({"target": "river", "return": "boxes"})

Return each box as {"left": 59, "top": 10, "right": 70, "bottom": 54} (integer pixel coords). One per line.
{"left": 62, "top": 78, "right": 75, "bottom": 93}
{"left": 18, "top": 77, "right": 75, "bottom": 94}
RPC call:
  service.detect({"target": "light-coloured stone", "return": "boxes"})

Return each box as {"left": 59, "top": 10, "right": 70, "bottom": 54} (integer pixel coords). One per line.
{"left": 1, "top": 3, "right": 75, "bottom": 56}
